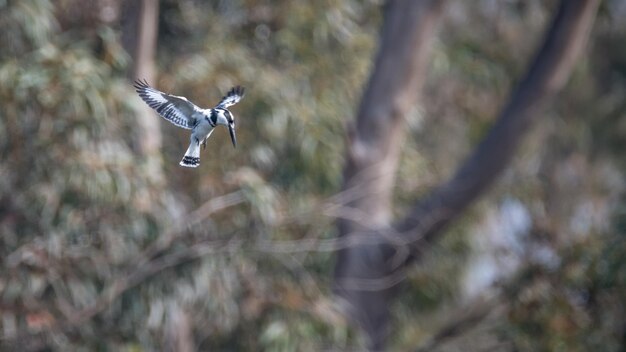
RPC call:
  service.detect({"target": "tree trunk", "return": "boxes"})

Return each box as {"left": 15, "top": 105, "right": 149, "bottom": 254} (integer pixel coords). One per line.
{"left": 122, "top": 0, "right": 162, "bottom": 157}
{"left": 334, "top": 0, "right": 447, "bottom": 349}
{"left": 333, "top": 0, "right": 600, "bottom": 349}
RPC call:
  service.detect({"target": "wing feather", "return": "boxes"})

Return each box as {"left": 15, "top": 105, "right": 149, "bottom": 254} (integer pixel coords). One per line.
{"left": 134, "top": 80, "right": 199, "bottom": 130}
{"left": 215, "top": 86, "right": 245, "bottom": 109}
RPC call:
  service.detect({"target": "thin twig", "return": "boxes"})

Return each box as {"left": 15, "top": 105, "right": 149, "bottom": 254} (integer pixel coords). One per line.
{"left": 414, "top": 298, "right": 503, "bottom": 352}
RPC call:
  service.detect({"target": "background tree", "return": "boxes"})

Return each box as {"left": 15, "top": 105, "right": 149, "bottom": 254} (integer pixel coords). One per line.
{"left": 122, "top": 0, "right": 163, "bottom": 160}
{"left": 335, "top": 0, "right": 600, "bottom": 348}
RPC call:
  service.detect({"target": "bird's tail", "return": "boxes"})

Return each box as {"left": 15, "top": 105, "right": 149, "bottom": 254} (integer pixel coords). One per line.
{"left": 180, "top": 140, "right": 201, "bottom": 168}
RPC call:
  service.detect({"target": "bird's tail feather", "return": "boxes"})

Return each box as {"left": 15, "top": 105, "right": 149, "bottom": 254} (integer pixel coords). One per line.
{"left": 180, "top": 141, "right": 200, "bottom": 168}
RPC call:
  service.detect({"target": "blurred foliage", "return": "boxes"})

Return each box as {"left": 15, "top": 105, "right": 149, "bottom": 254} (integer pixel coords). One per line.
{"left": 0, "top": 0, "right": 625, "bottom": 351}
{"left": 0, "top": 0, "right": 181, "bottom": 349}
{"left": 0, "top": 0, "right": 377, "bottom": 350}
{"left": 504, "top": 229, "right": 626, "bottom": 352}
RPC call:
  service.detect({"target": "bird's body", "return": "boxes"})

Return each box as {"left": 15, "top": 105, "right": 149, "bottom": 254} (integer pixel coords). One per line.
{"left": 134, "top": 80, "right": 244, "bottom": 167}
{"left": 181, "top": 107, "right": 231, "bottom": 167}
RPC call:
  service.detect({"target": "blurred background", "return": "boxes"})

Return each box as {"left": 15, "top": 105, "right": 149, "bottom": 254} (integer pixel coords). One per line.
{"left": 0, "top": 0, "right": 625, "bottom": 350}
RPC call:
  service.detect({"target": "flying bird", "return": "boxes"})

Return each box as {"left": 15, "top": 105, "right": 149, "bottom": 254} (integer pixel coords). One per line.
{"left": 134, "top": 80, "right": 245, "bottom": 167}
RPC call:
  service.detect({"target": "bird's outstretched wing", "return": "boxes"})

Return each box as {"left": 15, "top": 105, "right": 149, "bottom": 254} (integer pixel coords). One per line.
{"left": 215, "top": 86, "right": 245, "bottom": 109}
{"left": 134, "top": 80, "right": 199, "bottom": 130}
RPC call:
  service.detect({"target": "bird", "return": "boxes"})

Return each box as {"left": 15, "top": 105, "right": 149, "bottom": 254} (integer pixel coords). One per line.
{"left": 134, "top": 80, "right": 245, "bottom": 168}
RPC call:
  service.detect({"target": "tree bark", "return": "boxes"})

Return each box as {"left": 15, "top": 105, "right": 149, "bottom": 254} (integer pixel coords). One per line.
{"left": 122, "top": 0, "right": 162, "bottom": 157}
{"left": 333, "top": 0, "right": 600, "bottom": 349}
{"left": 165, "top": 303, "right": 194, "bottom": 352}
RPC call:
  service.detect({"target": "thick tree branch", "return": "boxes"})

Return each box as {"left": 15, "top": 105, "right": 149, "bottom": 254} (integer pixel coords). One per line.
{"left": 398, "top": 0, "right": 600, "bottom": 243}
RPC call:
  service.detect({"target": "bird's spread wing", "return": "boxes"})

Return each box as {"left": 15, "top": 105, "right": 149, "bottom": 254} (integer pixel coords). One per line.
{"left": 134, "top": 80, "right": 199, "bottom": 130}
{"left": 215, "top": 86, "right": 245, "bottom": 109}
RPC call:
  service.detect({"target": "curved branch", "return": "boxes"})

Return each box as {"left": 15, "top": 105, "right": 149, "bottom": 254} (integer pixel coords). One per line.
{"left": 398, "top": 0, "right": 600, "bottom": 242}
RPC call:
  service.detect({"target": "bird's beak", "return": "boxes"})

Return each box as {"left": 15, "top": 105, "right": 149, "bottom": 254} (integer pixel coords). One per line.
{"left": 228, "top": 122, "right": 237, "bottom": 148}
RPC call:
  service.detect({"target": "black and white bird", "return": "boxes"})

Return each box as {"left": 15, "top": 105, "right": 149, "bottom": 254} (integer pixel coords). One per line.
{"left": 134, "top": 80, "right": 245, "bottom": 168}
